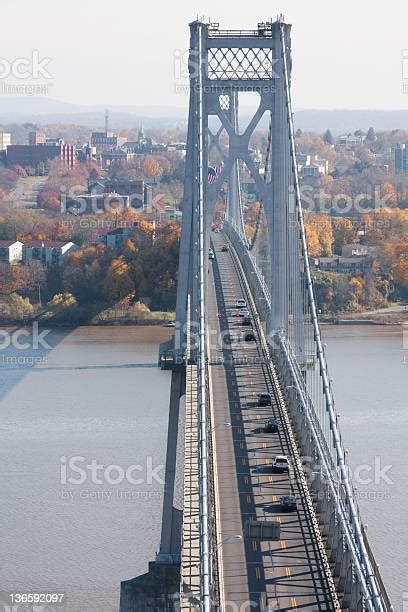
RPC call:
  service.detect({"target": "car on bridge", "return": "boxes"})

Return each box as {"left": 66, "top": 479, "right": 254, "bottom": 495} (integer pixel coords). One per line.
{"left": 264, "top": 417, "right": 278, "bottom": 433}
{"left": 273, "top": 455, "right": 290, "bottom": 472}
{"left": 208, "top": 248, "right": 215, "bottom": 260}
{"left": 241, "top": 316, "right": 252, "bottom": 326}
{"left": 280, "top": 494, "right": 297, "bottom": 511}
{"left": 258, "top": 392, "right": 272, "bottom": 406}
{"left": 221, "top": 244, "right": 229, "bottom": 252}
{"left": 235, "top": 298, "right": 246, "bottom": 308}
{"left": 244, "top": 330, "right": 255, "bottom": 342}
{"left": 238, "top": 308, "right": 250, "bottom": 317}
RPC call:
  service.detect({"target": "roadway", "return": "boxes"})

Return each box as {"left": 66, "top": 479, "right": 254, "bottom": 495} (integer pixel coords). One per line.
{"left": 207, "top": 232, "right": 338, "bottom": 611}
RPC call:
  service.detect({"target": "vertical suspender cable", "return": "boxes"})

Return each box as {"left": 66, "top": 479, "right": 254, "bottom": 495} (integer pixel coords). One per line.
{"left": 196, "top": 22, "right": 211, "bottom": 612}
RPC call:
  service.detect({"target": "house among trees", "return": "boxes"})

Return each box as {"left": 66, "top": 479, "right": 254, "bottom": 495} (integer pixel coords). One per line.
{"left": 22, "top": 240, "right": 78, "bottom": 266}
{"left": 0, "top": 240, "right": 23, "bottom": 263}
{"left": 97, "top": 224, "right": 139, "bottom": 249}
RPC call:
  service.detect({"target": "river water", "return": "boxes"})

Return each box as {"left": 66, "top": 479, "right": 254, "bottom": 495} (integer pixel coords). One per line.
{"left": 322, "top": 324, "right": 408, "bottom": 609}
{"left": 0, "top": 326, "right": 172, "bottom": 612}
{"left": 0, "top": 324, "right": 405, "bottom": 610}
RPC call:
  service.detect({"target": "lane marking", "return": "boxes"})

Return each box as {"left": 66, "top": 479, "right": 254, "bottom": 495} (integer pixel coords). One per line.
{"left": 252, "top": 539, "right": 258, "bottom": 552}
{"left": 255, "top": 566, "right": 261, "bottom": 580}
{"left": 285, "top": 567, "right": 291, "bottom": 578}
{"left": 280, "top": 540, "right": 286, "bottom": 550}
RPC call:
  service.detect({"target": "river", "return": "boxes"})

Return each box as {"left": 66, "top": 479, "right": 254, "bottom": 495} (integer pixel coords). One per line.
{"left": 0, "top": 326, "right": 172, "bottom": 612}
{"left": 0, "top": 324, "right": 405, "bottom": 610}
{"left": 323, "top": 324, "right": 408, "bottom": 609}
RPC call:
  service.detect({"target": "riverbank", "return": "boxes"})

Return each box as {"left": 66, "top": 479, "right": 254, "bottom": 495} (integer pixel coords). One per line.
{"left": 0, "top": 300, "right": 176, "bottom": 327}
{"left": 320, "top": 304, "right": 408, "bottom": 325}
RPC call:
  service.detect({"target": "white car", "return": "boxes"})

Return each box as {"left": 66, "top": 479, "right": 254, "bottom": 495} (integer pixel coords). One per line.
{"left": 273, "top": 455, "right": 290, "bottom": 471}
{"left": 235, "top": 299, "right": 246, "bottom": 308}
{"left": 238, "top": 308, "right": 250, "bottom": 317}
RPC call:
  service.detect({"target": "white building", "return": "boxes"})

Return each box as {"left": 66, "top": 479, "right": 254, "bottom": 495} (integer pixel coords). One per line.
{"left": 0, "top": 240, "right": 23, "bottom": 263}
{"left": 22, "top": 240, "right": 78, "bottom": 265}
{"left": 0, "top": 133, "right": 11, "bottom": 151}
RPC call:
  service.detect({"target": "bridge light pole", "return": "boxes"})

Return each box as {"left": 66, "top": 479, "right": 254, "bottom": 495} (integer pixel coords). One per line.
{"left": 212, "top": 534, "right": 242, "bottom": 554}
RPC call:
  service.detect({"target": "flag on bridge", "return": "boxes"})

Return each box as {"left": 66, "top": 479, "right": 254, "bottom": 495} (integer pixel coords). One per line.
{"left": 208, "top": 165, "right": 223, "bottom": 184}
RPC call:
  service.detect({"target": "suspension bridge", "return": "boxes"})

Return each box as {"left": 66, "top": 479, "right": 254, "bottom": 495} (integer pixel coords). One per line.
{"left": 120, "top": 18, "right": 392, "bottom": 612}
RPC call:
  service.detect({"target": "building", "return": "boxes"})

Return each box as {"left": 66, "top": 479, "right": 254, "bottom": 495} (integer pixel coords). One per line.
{"left": 6, "top": 143, "right": 76, "bottom": 170}
{"left": 341, "top": 244, "right": 378, "bottom": 258}
{"left": 338, "top": 133, "right": 365, "bottom": 148}
{"left": 91, "top": 131, "right": 118, "bottom": 152}
{"left": 311, "top": 255, "right": 373, "bottom": 275}
{"left": 89, "top": 178, "right": 152, "bottom": 208}
{"left": 0, "top": 132, "right": 11, "bottom": 151}
{"left": 100, "top": 150, "right": 137, "bottom": 169}
{"left": 297, "top": 153, "right": 328, "bottom": 178}
{"left": 22, "top": 240, "right": 78, "bottom": 265}
{"left": 97, "top": 223, "right": 139, "bottom": 248}
{"left": 0, "top": 240, "right": 23, "bottom": 263}
{"left": 395, "top": 144, "right": 408, "bottom": 174}
{"left": 29, "top": 131, "right": 46, "bottom": 145}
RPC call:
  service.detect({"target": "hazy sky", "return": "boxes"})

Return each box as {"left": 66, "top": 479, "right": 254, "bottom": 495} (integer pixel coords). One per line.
{"left": 1, "top": 0, "right": 408, "bottom": 110}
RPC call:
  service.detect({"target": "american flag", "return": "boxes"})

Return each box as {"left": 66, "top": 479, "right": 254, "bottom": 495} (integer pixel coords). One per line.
{"left": 208, "top": 165, "right": 223, "bottom": 185}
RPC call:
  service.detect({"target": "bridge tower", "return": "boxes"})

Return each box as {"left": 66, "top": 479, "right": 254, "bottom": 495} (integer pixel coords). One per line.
{"left": 175, "top": 18, "right": 295, "bottom": 346}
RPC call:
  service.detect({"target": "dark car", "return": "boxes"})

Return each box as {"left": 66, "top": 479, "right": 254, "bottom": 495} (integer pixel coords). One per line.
{"left": 221, "top": 245, "right": 229, "bottom": 252}
{"left": 280, "top": 495, "right": 297, "bottom": 512}
{"left": 258, "top": 392, "right": 272, "bottom": 406}
{"left": 244, "top": 331, "right": 255, "bottom": 342}
{"left": 264, "top": 418, "right": 278, "bottom": 433}
{"left": 242, "top": 316, "right": 252, "bottom": 326}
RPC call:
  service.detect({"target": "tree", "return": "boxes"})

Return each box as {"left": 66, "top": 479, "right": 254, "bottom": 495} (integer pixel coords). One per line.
{"left": 0, "top": 293, "right": 34, "bottom": 320}
{"left": 102, "top": 258, "right": 133, "bottom": 302}
{"left": 381, "top": 182, "right": 398, "bottom": 207}
{"left": 366, "top": 127, "right": 376, "bottom": 142}
{"left": 304, "top": 213, "right": 334, "bottom": 256}
{"left": 323, "top": 129, "right": 334, "bottom": 145}
{"left": 332, "top": 218, "right": 358, "bottom": 254}
{"left": 142, "top": 156, "right": 163, "bottom": 179}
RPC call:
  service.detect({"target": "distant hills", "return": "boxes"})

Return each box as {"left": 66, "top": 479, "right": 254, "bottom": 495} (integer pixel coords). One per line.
{"left": 0, "top": 97, "right": 408, "bottom": 133}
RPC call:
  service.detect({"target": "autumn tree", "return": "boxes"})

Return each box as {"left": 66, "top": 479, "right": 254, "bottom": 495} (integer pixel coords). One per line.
{"left": 142, "top": 156, "right": 163, "bottom": 179}
{"left": 102, "top": 258, "right": 133, "bottom": 302}
{"left": 332, "top": 218, "right": 358, "bottom": 254}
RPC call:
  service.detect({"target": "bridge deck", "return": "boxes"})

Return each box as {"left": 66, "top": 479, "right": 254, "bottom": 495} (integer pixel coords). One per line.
{"left": 207, "top": 233, "right": 337, "bottom": 611}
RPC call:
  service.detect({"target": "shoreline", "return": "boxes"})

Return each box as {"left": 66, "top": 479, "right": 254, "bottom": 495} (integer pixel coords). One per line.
{"left": 0, "top": 318, "right": 175, "bottom": 328}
